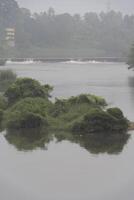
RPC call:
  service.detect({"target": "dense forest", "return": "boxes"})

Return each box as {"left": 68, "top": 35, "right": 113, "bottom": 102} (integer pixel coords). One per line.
{"left": 1, "top": 0, "right": 134, "bottom": 58}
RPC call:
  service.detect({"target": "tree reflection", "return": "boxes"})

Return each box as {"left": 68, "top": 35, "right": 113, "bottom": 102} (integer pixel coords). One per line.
{"left": 72, "top": 133, "right": 130, "bottom": 155}
{"left": 55, "top": 132, "right": 130, "bottom": 155}
{"left": 5, "top": 128, "right": 53, "bottom": 151}
{"left": 5, "top": 128, "right": 130, "bottom": 155}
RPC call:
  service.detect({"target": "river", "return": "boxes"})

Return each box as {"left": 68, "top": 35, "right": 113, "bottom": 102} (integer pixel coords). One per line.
{"left": 0, "top": 61, "right": 134, "bottom": 200}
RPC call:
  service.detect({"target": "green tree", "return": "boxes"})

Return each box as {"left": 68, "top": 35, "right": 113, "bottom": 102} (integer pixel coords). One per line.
{"left": 5, "top": 78, "right": 53, "bottom": 105}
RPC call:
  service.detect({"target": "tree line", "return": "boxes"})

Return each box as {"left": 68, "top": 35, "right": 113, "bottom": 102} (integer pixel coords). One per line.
{"left": 0, "top": 0, "right": 134, "bottom": 58}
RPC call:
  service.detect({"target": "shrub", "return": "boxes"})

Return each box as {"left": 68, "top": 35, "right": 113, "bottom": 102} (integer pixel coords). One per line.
{"left": 4, "top": 97, "right": 50, "bottom": 129}
{"left": 5, "top": 78, "right": 53, "bottom": 105}
{"left": 51, "top": 94, "right": 107, "bottom": 118}
{"left": 71, "top": 108, "right": 128, "bottom": 134}
{"left": 0, "top": 109, "right": 3, "bottom": 122}
{"left": 68, "top": 94, "right": 107, "bottom": 107}
{"left": 107, "top": 107, "right": 124, "bottom": 119}
{"left": 50, "top": 99, "right": 68, "bottom": 117}
{"left": 0, "top": 95, "right": 8, "bottom": 110}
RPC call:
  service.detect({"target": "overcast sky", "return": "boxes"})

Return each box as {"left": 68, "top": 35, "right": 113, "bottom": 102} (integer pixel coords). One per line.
{"left": 17, "top": 0, "right": 134, "bottom": 14}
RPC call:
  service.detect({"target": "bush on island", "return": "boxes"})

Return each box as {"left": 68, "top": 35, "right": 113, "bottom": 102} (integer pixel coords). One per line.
{"left": 71, "top": 108, "right": 128, "bottom": 134}
{"left": 0, "top": 95, "right": 8, "bottom": 110}
{"left": 0, "top": 109, "right": 3, "bottom": 122}
{"left": 2, "top": 77, "right": 129, "bottom": 134}
{"left": 4, "top": 78, "right": 53, "bottom": 105}
{"left": 68, "top": 94, "right": 107, "bottom": 107}
{"left": 51, "top": 94, "right": 107, "bottom": 117}
{"left": 107, "top": 107, "right": 124, "bottom": 119}
{"left": 4, "top": 97, "right": 50, "bottom": 129}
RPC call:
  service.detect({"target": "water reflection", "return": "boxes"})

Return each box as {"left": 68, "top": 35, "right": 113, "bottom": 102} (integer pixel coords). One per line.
{"left": 128, "top": 76, "right": 134, "bottom": 88}
{"left": 128, "top": 75, "right": 134, "bottom": 113}
{"left": 5, "top": 128, "right": 52, "bottom": 151}
{"left": 72, "top": 134, "right": 130, "bottom": 155}
{"left": 4, "top": 128, "right": 130, "bottom": 155}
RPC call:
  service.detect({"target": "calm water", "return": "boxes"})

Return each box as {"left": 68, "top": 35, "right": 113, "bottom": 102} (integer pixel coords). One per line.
{"left": 0, "top": 61, "right": 134, "bottom": 200}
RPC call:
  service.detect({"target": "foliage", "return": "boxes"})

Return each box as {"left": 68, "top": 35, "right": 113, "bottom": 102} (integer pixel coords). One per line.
{"left": 4, "top": 78, "right": 53, "bottom": 105}
{"left": 68, "top": 94, "right": 107, "bottom": 107}
{"left": 48, "top": 94, "right": 128, "bottom": 135}
{"left": 0, "top": 95, "right": 8, "bottom": 110}
{"left": 0, "top": 109, "right": 3, "bottom": 122}
{"left": 4, "top": 97, "right": 51, "bottom": 128}
{"left": 50, "top": 94, "right": 107, "bottom": 117}
{"left": 0, "top": 77, "right": 129, "bottom": 134}
{"left": 107, "top": 107, "right": 124, "bottom": 119}
{"left": 71, "top": 108, "right": 128, "bottom": 134}
{"left": 0, "top": 0, "right": 134, "bottom": 58}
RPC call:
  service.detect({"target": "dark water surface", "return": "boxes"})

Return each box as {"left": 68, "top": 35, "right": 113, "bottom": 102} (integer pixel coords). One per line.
{"left": 0, "top": 61, "right": 134, "bottom": 200}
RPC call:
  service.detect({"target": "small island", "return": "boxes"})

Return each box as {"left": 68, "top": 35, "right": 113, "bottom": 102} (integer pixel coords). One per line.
{"left": 0, "top": 71, "right": 129, "bottom": 138}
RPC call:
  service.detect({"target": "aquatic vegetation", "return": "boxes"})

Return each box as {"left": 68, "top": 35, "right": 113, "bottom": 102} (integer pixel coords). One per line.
{"left": 5, "top": 78, "right": 53, "bottom": 105}
{"left": 0, "top": 96, "right": 8, "bottom": 110}
{"left": 0, "top": 77, "right": 128, "bottom": 134}
{"left": 107, "top": 107, "right": 124, "bottom": 119}
{"left": 71, "top": 108, "right": 128, "bottom": 134}
{"left": 0, "top": 109, "right": 3, "bottom": 123}
{"left": 4, "top": 97, "right": 51, "bottom": 129}
{"left": 0, "top": 77, "right": 130, "bottom": 154}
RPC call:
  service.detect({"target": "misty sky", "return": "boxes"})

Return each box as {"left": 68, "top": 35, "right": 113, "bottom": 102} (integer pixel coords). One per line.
{"left": 17, "top": 0, "right": 134, "bottom": 14}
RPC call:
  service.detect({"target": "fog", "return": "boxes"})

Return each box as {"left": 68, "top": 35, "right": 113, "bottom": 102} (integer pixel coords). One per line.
{"left": 17, "top": 0, "right": 133, "bottom": 14}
